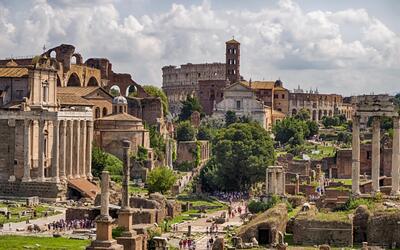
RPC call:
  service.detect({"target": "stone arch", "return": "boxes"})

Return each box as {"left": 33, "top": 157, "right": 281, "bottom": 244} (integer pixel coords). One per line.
{"left": 329, "top": 110, "right": 333, "bottom": 117}
{"left": 110, "top": 85, "right": 121, "bottom": 96}
{"left": 56, "top": 75, "right": 62, "bottom": 87}
{"left": 126, "top": 85, "right": 137, "bottom": 97}
{"left": 87, "top": 77, "right": 99, "bottom": 86}
{"left": 102, "top": 107, "right": 108, "bottom": 117}
{"left": 292, "top": 109, "right": 297, "bottom": 116}
{"left": 71, "top": 53, "right": 83, "bottom": 65}
{"left": 49, "top": 50, "right": 56, "bottom": 58}
{"left": 67, "top": 73, "right": 81, "bottom": 87}
{"left": 318, "top": 110, "right": 322, "bottom": 120}
{"left": 312, "top": 110, "right": 317, "bottom": 121}
{"left": 324, "top": 110, "right": 328, "bottom": 116}
{"left": 95, "top": 107, "right": 101, "bottom": 118}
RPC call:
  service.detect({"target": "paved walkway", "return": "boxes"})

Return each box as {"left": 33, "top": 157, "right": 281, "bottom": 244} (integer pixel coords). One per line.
{"left": 0, "top": 207, "right": 66, "bottom": 234}
{"left": 164, "top": 202, "right": 245, "bottom": 249}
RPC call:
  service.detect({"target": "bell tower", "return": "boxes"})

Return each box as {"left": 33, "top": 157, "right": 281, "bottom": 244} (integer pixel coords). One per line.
{"left": 225, "top": 38, "right": 240, "bottom": 84}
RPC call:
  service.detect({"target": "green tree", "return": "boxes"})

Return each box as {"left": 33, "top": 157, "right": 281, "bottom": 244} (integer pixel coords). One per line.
{"left": 321, "top": 116, "right": 340, "bottom": 128}
{"left": 92, "top": 146, "right": 123, "bottom": 178}
{"left": 197, "top": 126, "right": 212, "bottom": 140}
{"left": 178, "top": 95, "right": 203, "bottom": 121}
{"left": 149, "top": 125, "right": 166, "bottom": 161}
{"left": 142, "top": 85, "right": 169, "bottom": 115}
{"left": 273, "top": 117, "right": 308, "bottom": 146}
{"left": 146, "top": 167, "right": 177, "bottom": 194}
{"left": 201, "top": 122, "right": 275, "bottom": 191}
{"left": 176, "top": 121, "right": 195, "bottom": 141}
{"left": 306, "top": 120, "right": 319, "bottom": 138}
{"left": 225, "top": 111, "right": 237, "bottom": 126}
{"left": 294, "top": 108, "right": 311, "bottom": 121}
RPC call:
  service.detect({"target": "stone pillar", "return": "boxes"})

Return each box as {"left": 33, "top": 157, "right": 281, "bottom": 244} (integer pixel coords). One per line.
{"left": 352, "top": 116, "right": 361, "bottom": 195}
{"left": 59, "top": 120, "right": 66, "bottom": 181}
{"left": 391, "top": 117, "right": 400, "bottom": 196}
{"left": 265, "top": 168, "right": 269, "bottom": 194}
{"left": 67, "top": 120, "right": 73, "bottom": 178}
{"left": 80, "top": 120, "right": 87, "bottom": 178}
{"left": 295, "top": 174, "right": 300, "bottom": 195}
{"left": 38, "top": 119, "right": 45, "bottom": 182}
{"left": 86, "top": 121, "right": 94, "bottom": 179}
{"left": 372, "top": 117, "right": 380, "bottom": 194}
{"left": 73, "top": 120, "right": 81, "bottom": 178}
{"left": 52, "top": 120, "right": 60, "bottom": 182}
{"left": 271, "top": 170, "right": 277, "bottom": 194}
{"left": 121, "top": 140, "right": 130, "bottom": 209}
{"left": 22, "top": 119, "right": 31, "bottom": 182}
{"left": 281, "top": 171, "right": 285, "bottom": 195}
{"left": 31, "top": 120, "right": 39, "bottom": 169}
{"left": 87, "top": 171, "right": 123, "bottom": 250}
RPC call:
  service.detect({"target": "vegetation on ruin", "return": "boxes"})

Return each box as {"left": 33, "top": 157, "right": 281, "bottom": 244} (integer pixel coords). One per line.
{"left": 0, "top": 235, "right": 89, "bottom": 249}
{"left": 91, "top": 146, "right": 123, "bottom": 178}
{"left": 247, "top": 195, "right": 293, "bottom": 214}
{"left": 146, "top": 166, "right": 177, "bottom": 194}
{"left": 200, "top": 122, "right": 275, "bottom": 191}
{"left": 334, "top": 198, "right": 374, "bottom": 211}
{"left": 292, "top": 143, "right": 336, "bottom": 160}
{"left": 148, "top": 125, "right": 166, "bottom": 162}
{"left": 178, "top": 95, "right": 203, "bottom": 121}
{"left": 142, "top": 85, "right": 169, "bottom": 115}
{"left": 176, "top": 121, "right": 196, "bottom": 141}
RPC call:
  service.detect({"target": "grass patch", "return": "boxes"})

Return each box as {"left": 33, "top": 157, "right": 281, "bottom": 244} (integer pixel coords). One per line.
{"left": 314, "top": 211, "right": 351, "bottom": 222}
{"left": 288, "top": 206, "right": 301, "bottom": 219}
{"left": 331, "top": 179, "right": 352, "bottom": 186}
{"left": 0, "top": 235, "right": 90, "bottom": 249}
{"left": 128, "top": 185, "right": 148, "bottom": 195}
{"left": 0, "top": 203, "right": 60, "bottom": 224}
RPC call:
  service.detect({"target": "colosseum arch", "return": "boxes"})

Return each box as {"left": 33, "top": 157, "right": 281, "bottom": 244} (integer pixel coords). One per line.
{"left": 318, "top": 110, "right": 322, "bottom": 120}
{"left": 67, "top": 73, "right": 81, "bottom": 87}
{"left": 87, "top": 77, "right": 99, "bottom": 87}
{"left": 328, "top": 110, "right": 333, "bottom": 117}
{"left": 312, "top": 110, "right": 317, "bottom": 121}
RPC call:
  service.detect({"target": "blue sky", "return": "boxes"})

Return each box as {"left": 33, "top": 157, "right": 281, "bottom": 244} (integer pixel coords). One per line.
{"left": 0, "top": 0, "right": 399, "bottom": 95}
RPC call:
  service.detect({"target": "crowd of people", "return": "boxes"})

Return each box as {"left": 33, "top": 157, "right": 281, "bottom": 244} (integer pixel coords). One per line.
{"left": 178, "top": 238, "right": 196, "bottom": 249}
{"left": 46, "top": 218, "right": 94, "bottom": 232}
{"left": 211, "top": 191, "right": 249, "bottom": 202}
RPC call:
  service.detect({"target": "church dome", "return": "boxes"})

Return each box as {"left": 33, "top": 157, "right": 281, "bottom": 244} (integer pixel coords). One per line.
{"left": 112, "top": 95, "right": 127, "bottom": 105}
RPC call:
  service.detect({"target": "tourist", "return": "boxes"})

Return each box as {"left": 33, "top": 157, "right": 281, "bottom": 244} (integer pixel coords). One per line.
{"left": 179, "top": 239, "right": 183, "bottom": 249}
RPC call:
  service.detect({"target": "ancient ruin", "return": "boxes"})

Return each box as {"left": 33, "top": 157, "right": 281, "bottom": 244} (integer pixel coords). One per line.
{"left": 351, "top": 95, "right": 399, "bottom": 196}
{"left": 266, "top": 166, "right": 286, "bottom": 196}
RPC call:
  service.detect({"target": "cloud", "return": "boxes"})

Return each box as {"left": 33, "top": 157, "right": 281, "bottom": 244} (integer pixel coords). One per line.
{"left": 0, "top": 0, "right": 399, "bottom": 95}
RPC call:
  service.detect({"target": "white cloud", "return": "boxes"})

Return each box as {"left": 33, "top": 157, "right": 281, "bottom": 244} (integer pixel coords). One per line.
{"left": 0, "top": 0, "right": 399, "bottom": 94}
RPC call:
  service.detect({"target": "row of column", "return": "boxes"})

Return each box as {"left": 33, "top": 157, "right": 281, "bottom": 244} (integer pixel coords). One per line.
{"left": 22, "top": 118, "right": 93, "bottom": 182}
{"left": 265, "top": 167, "right": 285, "bottom": 196}
{"left": 352, "top": 116, "right": 400, "bottom": 196}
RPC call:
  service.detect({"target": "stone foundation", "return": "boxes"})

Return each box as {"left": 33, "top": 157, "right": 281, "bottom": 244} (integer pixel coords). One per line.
{"left": 0, "top": 180, "right": 67, "bottom": 201}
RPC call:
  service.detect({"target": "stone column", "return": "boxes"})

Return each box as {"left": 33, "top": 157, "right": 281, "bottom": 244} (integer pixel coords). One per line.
{"left": 372, "top": 117, "right": 380, "bottom": 194}
{"left": 391, "top": 117, "right": 400, "bottom": 196}
{"left": 265, "top": 168, "right": 269, "bottom": 195}
{"left": 22, "top": 119, "right": 31, "bottom": 182}
{"left": 352, "top": 116, "right": 361, "bottom": 195}
{"left": 86, "top": 121, "right": 94, "bottom": 179}
{"left": 31, "top": 120, "right": 39, "bottom": 169}
{"left": 295, "top": 174, "right": 300, "bottom": 195}
{"left": 271, "top": 170, "right": 277, "bottom": 195}
{"left": 38, "top": 119, "right": 45, "bottom": 182}
{"left": 86, "top": 171, "right": 123, "bottom": 250}
{"left": 80, "top": 120, "right": 87, "bottom": 178}
{"left": 67, "top": 120, "right": 73, "bottom": 178}
{"left": 59, "top": 120, "right": 66, "bottom": 181}
{"left": 52, "top": 120, "right": 60, "bottom": 182}
{"left": 281, "top": 171, "right": 285, "bottom": 195}
{"left": 73, "top": 120, "right": 81, "bottom": 178}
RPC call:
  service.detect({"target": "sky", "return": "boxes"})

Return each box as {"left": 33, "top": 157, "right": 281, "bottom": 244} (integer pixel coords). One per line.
{"left": 0, "top": 0, "right": 399, "bottom": 96}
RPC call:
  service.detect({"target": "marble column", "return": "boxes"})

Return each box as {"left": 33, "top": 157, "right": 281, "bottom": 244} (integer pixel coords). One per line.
{"left": 80, "top": 120, "right": 87, "bottom": 178}
{"left": 38, "top": 120, "right": 45, "bottom": 181}
{"left": 86, "top": 171, "right": 123, "bottom": 250}
{"left": 31, "top": 120, "right": 39, "bottom": 169}
{"left": 73, "top": 120, "right": 81, "bottom": 178}
{"left": 22, "top": 119, "right": 31, "bottom": 182}
{"left": 372, "top": 117, "right": 380, "bottom": 193}
{"left": 271, "top": 170, "right": 277, "bottom": 195}
{"left": 59, "top": 120, "right": 66, "bottom": 181}
{"left": 67, "top": 120, "right": 73, "bottom": 178}
{"left": 391, "top": 117, "right": 400, "bottom": 196}
{"left": 86, "top": 121, "right": 94, "bottom": 179}
{"left": 52, "top": 120, "right": 60, "bottom": 182}
{"left": 352, "top": 116, "right": 361, "bottom": 195}
{"left": 121, "top": 140, "right": 131, "bottom": 209}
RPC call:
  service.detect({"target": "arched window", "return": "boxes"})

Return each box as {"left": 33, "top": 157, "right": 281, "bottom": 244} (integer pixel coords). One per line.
{"left": 95, "top": 107, "right": 100, "bottom": 118}
{"left": 102, "top": 107, "right": 107, "bottom": 117}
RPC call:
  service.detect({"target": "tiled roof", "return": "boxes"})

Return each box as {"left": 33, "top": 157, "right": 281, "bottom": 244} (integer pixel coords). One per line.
{"left": 97, "top": 112, "right": 142, "bottom": 121}
{"left": 57, "top": 93, "right": 94, "bottom": 106}
{"left": 0, "top": 67, "right": 29, "bottom": 78}
{"left": 57, "top": 87, "right": 102, "bottom": 97}
{"left": 68, "top": 178, "right": 100, "bottom": 200}
{"left": 274, "top": 86, "right": 288, "bottom": 91}
{"left": 249, "top": 81, "right": 275, "bottom": 90}
{"left": 226, "top": 39, "right": 240, "bottom": 44}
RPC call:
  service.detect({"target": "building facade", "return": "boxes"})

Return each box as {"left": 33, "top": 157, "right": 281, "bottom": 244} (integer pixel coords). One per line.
{"left": 289, "top": 86, "right": 352, "bottom": 121}
{"left": 162, "top": 39, "right": 241, "bottom": 116}
{"left": 0, "top": 57, "right": 94, "bottom": 200}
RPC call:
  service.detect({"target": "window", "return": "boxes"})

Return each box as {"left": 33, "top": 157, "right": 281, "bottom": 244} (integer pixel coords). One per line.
{"left": 95, "top": 107, "right": 101, "bottom": 118}
{"left": 282, "top": 94, "right": 285, "bottom": 99}
{"left": 42, "top": 80, "right": 49, "bottom": 104}
{"left": 274, "top": 94, "right": 278, "bottom": 99}
{"left": 236, "top": 100, "right": 241, "bottom": 109}
{"left": 367, "top": 151, "right": 372, "bottom": 160}
{"left": 198, "top": 73, "right": 201, "bottom": 77}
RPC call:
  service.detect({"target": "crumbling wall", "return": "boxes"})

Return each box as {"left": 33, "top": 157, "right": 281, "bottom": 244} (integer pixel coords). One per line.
{"left": 367, "top": 209, "right": 400, "bottom": 247}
